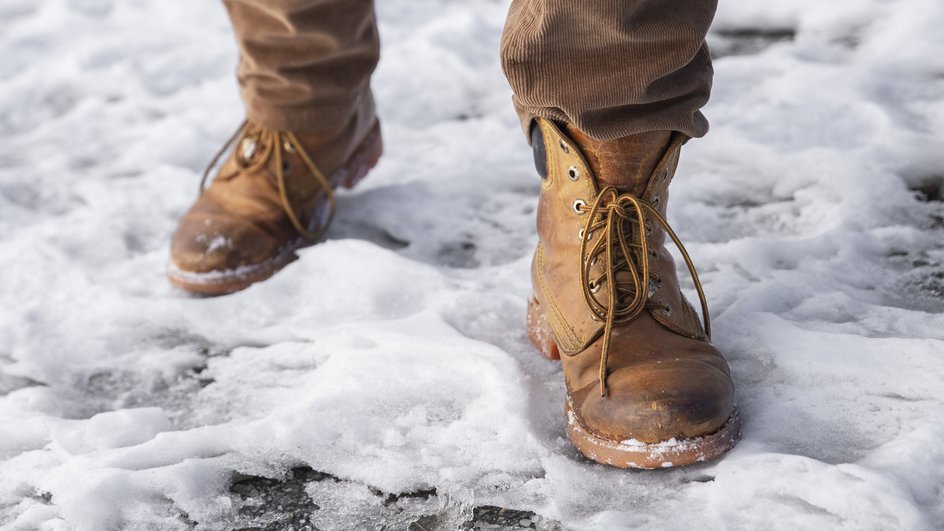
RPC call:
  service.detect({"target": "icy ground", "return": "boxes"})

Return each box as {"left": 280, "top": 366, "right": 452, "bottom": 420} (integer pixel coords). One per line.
{"left": 1, "top": 0, "right": 943, "bottom": 529}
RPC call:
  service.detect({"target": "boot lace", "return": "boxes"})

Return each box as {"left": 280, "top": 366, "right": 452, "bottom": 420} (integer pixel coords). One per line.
{"left": 200, "top": 121, "right": 335, "bottom": 240}
{"left": 577, "top": 186, "right": 711, "bottom": 397}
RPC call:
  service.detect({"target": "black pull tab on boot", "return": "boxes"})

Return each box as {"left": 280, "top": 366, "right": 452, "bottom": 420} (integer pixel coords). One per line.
{"left": 531, "top": 121, "right": 548, "bottom": 181}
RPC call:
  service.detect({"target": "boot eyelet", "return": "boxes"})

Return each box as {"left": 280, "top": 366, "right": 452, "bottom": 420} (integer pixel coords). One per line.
{"left": 282, "top": 161, "right": 291, "bottom": 171}
{"left": 652, "top": 196, "right": 660, "bottom": 206}
{"left": 590, "top": 282, "right": 601, "bottom": 293}
{"left": 649, "top": 249, "right": 658, "bottom": 258}
{"left": 241, "top": 138, "right": 257, "bottom": 160}
{"left": 559, "top": 140, "right": 570, "bottom": 154}
{"left": 577, "top": 228, "right": 585, "bottom": 240}
{"left": 567, "top": 166, "right": 581, "bottom": 181}
{"left": 573, "top": 199, "right": 587, "bottom": 215}
{"left": 645, "top": 221, "right": 652, "bottom": 235}
{"left": 661, "top": 169, "right": 669, "bottom": 181}
{"left": 283, "top": 140, "right": 296, "bottom": 153}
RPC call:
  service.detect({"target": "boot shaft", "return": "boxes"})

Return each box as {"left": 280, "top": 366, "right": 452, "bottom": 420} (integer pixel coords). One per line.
{"left": 562, "top": 124, "right": 672, "bottom": 196}
{"left": 529, "top": 118, "right": 706, "bottom": 355}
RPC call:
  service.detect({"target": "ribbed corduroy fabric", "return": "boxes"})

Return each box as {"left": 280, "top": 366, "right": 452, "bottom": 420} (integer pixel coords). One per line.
{"left": 223, "top": 0, "right": 716, "bottom": 140}
{"left": 222, "top": 0, "right": 379, "bottom": 133}
{"left": 500, "top": 0, "right": 717, "bottom": 140}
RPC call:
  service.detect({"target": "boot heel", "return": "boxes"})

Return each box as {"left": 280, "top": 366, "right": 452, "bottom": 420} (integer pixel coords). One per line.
{"left": 527, "top": 296, "right": 561, "bottom": 361}
{"left": 339, "top": 123, "right": 383, "bottom": 190}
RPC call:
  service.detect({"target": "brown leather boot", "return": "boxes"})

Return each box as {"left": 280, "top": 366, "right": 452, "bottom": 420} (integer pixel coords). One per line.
{"left": 168, "top": 116, "right": 382, "bottom": 295}
{"left": 526, "top": 118, "right": 740, "bottom": 469}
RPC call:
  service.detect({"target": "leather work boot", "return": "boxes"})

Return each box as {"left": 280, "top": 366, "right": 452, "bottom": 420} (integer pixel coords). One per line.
{"left": 526, "top": 118, "right": 740, "bottom": 469}
{"left": 168, "top": 115, "right": 382, "bottom": 295}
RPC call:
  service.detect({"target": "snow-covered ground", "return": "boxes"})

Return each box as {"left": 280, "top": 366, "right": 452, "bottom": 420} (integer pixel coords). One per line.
{"left": 2, "top": 0, "right": 943, "bottom": 529}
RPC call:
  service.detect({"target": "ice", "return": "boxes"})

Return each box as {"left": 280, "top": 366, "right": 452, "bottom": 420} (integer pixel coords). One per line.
{"left": 1, "top": 0, "right": 943, "bottom": 529}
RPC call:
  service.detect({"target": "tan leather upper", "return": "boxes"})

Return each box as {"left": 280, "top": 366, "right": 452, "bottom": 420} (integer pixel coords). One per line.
{"left": 171, "top": 111, "right": 374, "bottom": 275}
{"left": 531, "top": 118, "right": 734, "bottom": 443}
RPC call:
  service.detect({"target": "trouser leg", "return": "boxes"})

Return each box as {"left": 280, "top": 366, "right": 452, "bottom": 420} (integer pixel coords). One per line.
{"left": 500, "top": 0, "right": 717, "bottom": 140}
{"left": 222, "top": 0, "right": 380, "bottom": 134}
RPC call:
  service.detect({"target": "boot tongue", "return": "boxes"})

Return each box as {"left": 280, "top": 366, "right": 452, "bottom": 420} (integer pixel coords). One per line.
{"left": 564, "top": 124, "right": 672, "bottom": 196}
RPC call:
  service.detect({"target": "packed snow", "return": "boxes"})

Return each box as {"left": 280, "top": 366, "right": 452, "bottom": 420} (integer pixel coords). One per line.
{"left": 1, "top": 0, "right": 943, "bottom": 529}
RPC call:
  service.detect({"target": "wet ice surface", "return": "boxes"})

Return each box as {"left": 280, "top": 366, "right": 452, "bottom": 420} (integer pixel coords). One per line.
{"left": 1, "top": 0, "right": 944, "bottom": 529}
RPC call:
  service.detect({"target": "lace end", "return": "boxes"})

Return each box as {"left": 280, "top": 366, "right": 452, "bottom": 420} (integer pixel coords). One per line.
{"left": 599, "top": 371, "right": 609, "bottom": 398}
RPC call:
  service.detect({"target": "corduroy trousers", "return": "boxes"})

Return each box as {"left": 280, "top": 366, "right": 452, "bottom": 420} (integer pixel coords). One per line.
{"left": 222, "top": 0, "right": 717, "bottom": 141}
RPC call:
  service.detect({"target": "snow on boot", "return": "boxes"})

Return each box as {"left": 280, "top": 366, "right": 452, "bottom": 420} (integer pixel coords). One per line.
{"left": 526, "top": 118, "right": 740, "bottom": 469}
{"left": 168, "top": 116, "right": 382, "bottom": 295}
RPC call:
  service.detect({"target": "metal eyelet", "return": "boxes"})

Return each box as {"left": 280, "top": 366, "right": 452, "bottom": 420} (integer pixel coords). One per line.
{"left": 652, "top": 196, "right": 660, "bottom": 206}
{"left": 283, "top": 140, "right": 296, "bottom": 153}
{"left": 590, "top": 282, "right": 601, "bottom": 293}
{"left": 649, "top": 249, "right": 658, "bottom": 258}
{"left": 577, "top": 228, "right": 585, "bottom": 241}
{"left": 559, "top": 139, "right": 570, "bottom": 153}
{"left": 282, "top": 161, "right": 291, "bottom": 171}
{"left": 661, "top": 169, "right": 669, "bottom": 181}
{"left": 241, "top": 138, "right": 257, "bottom": 160}
{"left": 645, "top": 221, "right": 653, "bottom": 235}
{"left": 568, "top": 166, "right": 581, "bottom": 181}
{"left": 573, "top": 199, "right": 587, "bottom": 215}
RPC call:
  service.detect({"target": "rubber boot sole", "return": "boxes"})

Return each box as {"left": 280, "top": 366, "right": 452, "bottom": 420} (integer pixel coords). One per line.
{"left": 167, "top": 122, "right": 383, "bottom": 296}
{"left": 527, "top": 296, "right": 741, "bottom": 469}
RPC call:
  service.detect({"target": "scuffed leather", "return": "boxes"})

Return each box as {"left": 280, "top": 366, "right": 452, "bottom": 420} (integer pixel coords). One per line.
{"left": 531, "top": 118, "right": 734, "bottom": 443}
{"left": 171, "top": 110, "right": 374, "bottom": 275}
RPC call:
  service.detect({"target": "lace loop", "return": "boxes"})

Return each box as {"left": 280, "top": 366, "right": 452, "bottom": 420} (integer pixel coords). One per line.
{"left": 199, "top": 121, "right": 336, "bottom": 241}
{"left": 578, "top": 186, "right": 711, "bottom": 397}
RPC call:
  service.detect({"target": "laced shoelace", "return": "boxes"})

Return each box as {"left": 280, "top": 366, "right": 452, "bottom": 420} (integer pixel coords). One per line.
{"left": 577, "top": 186, "right": 711, "bottom": 397}
{"left": 199, "top": 121, "right": 335, "bottom": 240}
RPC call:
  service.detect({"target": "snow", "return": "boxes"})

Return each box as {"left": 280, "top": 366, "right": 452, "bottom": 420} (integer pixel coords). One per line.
{"left": 1, "top": 0, "right": 943, "bottom": 529}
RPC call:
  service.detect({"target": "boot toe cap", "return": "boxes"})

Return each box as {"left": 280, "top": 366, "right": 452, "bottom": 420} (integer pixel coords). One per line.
{"left": 170, "top": 218, "right": 281, "bottom": 274}
{"left": 573, "top": 361, "right": 735, "bottom": 444}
